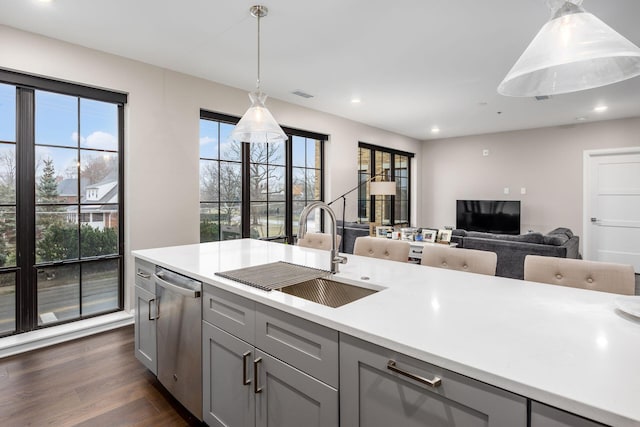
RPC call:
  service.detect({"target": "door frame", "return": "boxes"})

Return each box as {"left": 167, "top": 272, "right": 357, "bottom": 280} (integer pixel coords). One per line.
{"left": 582, "top": 146, "right": 640, "bottom": 262}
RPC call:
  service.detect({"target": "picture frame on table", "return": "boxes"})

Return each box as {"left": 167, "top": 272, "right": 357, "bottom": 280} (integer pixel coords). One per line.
{"left": 437, "top": 229, "right": 452, "bottom": 243}
{"left": 375, "top": 226, "right": 394, "bottom": 238}
{"left": 421, "top": 229, "right": 437, "bottom": 243}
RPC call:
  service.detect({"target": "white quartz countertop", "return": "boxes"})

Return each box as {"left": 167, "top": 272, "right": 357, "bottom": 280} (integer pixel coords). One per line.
{"left": 133, "top": 239, "right": 640, "bottom": 426}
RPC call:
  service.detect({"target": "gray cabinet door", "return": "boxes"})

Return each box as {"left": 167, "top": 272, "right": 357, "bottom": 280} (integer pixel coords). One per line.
{"left": 255, "top": 304, "right": 339, "bottom": 388}
{"left": 134, "top": 285, "right": 156, "bottom": 374}
{"left": 340, "top": 334, "right": 526, "bottom": 427}
{"left": 203, "top": 321, "right": 255, "bottom": 427}
{"left": 254, "top": 349, "right": 338, "bottom": 427}
{"left": 531, "top": 402, "right": 607, "bottom": 427}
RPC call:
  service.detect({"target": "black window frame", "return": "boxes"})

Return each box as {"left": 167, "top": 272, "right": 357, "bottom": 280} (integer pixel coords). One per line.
{"left": 0, "top": 68, "right": 126, "bottom": 336}
{"left": 199, "top": 110, "right": 326, "bottom": 245}
{"left": 357, "top": 142, "right": 413, "bottom": 225}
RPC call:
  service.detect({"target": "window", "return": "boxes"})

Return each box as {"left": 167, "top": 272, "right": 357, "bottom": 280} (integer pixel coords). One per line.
{"left": 291, "top": 136, "right": 323, "bottom": 236}
{"left": 199, "top": 111, "right": 325, "bottom": 244}
{"left": 199, "top": 114, "right": 242, "bottom": 242}
{"left": 358, "top": 143, "right": 413, "bottom": 225}
{"left": 0, "top": 70, "right": 125, "bottom": 336}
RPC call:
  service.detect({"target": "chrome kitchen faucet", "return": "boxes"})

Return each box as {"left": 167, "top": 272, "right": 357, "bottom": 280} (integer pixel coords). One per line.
{"left": 298, "top": 201, "right": 347, "bottom": 274}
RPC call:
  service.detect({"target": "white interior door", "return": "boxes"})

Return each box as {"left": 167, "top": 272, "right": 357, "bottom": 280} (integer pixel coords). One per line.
{"left": 584, "top": 148, "right": 640, "bottom": 273}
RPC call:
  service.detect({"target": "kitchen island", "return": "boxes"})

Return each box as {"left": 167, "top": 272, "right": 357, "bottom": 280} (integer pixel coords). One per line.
{"left": 133, "top": 239, "right": 640, "bottom": 426}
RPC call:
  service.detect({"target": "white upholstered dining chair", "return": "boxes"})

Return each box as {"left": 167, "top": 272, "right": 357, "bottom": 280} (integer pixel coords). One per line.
{"left": 524, "top": 255, "right": 635, "bottom": 295}
{"left": 353, "top": 236, "right": 410, "bottom": 262}
{"left": 297, "top": 232, "right": 341, "bottom": 251}
{"left": 420, "top": 244, "right": 497, "bottom": 276}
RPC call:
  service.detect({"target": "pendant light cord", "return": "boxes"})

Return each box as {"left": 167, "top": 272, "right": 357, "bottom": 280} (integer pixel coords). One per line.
{"left": 256, "top": 12, "right": 261, "bottom": 92}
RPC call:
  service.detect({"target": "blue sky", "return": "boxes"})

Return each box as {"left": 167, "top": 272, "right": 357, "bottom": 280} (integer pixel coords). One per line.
{"left": 0, "top": 83, "right": 15, "bottom": 143}
{"left": 0, "top": 85, "right": 120, "bottom": 182}
{"left": 34, "top": 90, "right": 118, "bottom": 180}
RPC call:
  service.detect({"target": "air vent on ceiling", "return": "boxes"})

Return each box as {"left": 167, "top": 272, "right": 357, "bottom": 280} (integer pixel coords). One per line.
{"left": 534, "top": 95, "right": 551, "bottom": 101}
{"left": 292, "top": 90, "right": 314, "bottom": 99}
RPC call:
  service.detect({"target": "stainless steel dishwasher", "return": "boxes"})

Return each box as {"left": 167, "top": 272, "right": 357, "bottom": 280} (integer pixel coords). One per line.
{"left": 154, "top": 266, "right": 202, "bottom": 420}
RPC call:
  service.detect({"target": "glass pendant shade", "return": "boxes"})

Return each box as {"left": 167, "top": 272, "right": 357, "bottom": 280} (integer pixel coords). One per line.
{"left": 230, "top": 5, "right": 286, "bottom": 144}
{"left": 230, "top": 91, "right": 287, "bottom": 143}
{"left": 498, "top": 1, "right": 640, "bottom": 97}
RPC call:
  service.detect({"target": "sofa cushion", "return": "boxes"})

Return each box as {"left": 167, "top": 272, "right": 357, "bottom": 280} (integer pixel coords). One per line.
{"left": 452, "top": 229, "right": 467, "bottom": 237}
{"left": 547, "top": 227, "right": 574, "bottom": 238}
{"left": 543, "top": 234, "right": 569, "bottom": 246}
{"left": 465, "top": 231, "right": 544, "bottom": 244}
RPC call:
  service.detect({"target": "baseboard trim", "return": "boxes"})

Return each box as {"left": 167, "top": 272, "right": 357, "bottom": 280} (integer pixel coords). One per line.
{"left": 0, "top": 311, "right": 134, "bottom": 358}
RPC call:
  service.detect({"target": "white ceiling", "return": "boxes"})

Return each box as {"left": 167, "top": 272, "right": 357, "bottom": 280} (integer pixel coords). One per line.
{"left": 1, "top": 0, "right": 640, "bottom": 140}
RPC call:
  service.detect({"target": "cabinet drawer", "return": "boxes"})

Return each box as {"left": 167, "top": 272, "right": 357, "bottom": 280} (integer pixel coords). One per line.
{"left": 255, "top": 304, "right": 339, "bottom": 388}
{"left": 134, "top": 258, "right": 155, "bottom": 293}
{"left": 203, "top": 284, "right": 255, "bottom": 344}
{"left": 340, "top": 333, "right": 526, "bottom": 427}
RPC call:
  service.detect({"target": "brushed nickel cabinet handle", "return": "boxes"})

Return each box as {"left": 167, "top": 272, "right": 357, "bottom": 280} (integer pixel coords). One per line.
{"left": 253, "top": 357, "right": 263, "bottom": 394}
{"left": 242, "top": 351, "right": 252, "bottom": 385}
{"left": 136, "top": 270, "right": 151, "bottom": 279}
{"left": 387, "top": 360, "right": 442, "bottom": 388}
{"left": 147, "top": 299, "right": 156, "bottom": 321}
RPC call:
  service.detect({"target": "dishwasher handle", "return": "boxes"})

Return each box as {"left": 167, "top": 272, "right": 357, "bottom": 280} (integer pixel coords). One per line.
{"left": 154, "top": 273, "right": 201, "bottom": 298}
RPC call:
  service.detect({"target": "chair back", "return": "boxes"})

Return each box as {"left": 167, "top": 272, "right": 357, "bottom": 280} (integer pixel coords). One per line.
{"left": 524, "top": 255, "right": 635, "bottom": 295}
{"left": 353, "top": 236, "right": 410, "bottom": 262}
{"left": 297, "top": 232, "right": 341, "bottom": 251}
{"left": 421, "top": 245, "right": 497, "bottom": 276}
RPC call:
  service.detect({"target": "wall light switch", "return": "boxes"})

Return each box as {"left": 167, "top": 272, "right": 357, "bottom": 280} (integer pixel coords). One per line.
{"left": 482, "top": 149, "right": 489, "bottom": 157}
{"left": 503, "top": 187, "right": 510, "bottom": 195}
{"left": 520, "top": 187, "right": 526, "bottom": 195}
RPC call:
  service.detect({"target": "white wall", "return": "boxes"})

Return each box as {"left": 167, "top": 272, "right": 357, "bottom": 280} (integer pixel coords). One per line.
{"left": 420, "top": 117, "right": 640, "bottom": 246}
{"left": 0, "top": 25, "right": 422, "bottom": 310}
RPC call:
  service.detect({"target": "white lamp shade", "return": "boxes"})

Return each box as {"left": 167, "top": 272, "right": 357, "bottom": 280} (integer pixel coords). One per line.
{"left": 230, "top": 92, "right": 288, "bottom": 143}
{"left": 370, "top": 181, "right": 396, "bottom": 196}
{"left": 498, "top": 4, "right": 640, "bottom": 97}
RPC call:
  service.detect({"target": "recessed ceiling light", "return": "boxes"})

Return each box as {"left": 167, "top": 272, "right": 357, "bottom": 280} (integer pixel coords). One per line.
{"left": 37, "top": 0, "right": 53, "bottom": 3}
{"left": 593, "top": 105, "right": 608, "bottom": 113}
{"left": 351, "top": 98, "right": 361, "bottom": 104}
{"left": 431, "top": 127, "right": 440, "bottom": 134}
{"left": 576, "top": 116, "right": 588, "bottom": 121}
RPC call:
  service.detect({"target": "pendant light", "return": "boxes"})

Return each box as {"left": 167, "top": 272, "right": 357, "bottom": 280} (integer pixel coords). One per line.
{"left": 498, "top": 0, "right": 640, "bottom": 97}
{"left": 230, "top": 5, "right": 287, "bottom": 143}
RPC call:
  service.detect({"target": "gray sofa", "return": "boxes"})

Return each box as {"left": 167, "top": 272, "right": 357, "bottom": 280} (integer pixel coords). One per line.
{"left": 336, "top": 221, "right": 370, "bottom": 254}
{"left": 451, "top": 227, "right": 580, "bottom": 279}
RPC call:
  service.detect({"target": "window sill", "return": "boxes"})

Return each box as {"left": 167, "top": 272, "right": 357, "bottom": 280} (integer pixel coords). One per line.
{"left": 0, "top": 311, "right": 134, "bottom": 358}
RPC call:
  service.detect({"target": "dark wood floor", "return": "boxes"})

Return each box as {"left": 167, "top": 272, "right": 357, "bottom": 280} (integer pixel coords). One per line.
{"left": 0, "top": 325, "right": 202, "bottom": 427}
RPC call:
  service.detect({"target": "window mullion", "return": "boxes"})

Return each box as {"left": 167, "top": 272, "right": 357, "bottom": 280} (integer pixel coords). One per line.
{"left": 241, "top": 142, "right": 251, "bottom": 238}
{"left": 285, "top": 136, "right": 293, "bottom": 243}
{"left": 76, "top": 97, "right": 82, "bottom": 317}
{"left": 15, "top": 87, "right": 36, "bottom": 332}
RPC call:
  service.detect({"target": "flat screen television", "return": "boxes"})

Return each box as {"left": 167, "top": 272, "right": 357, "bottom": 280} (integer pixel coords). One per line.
{"left": 456, "top": 200, "right": 521, "bottom": 235}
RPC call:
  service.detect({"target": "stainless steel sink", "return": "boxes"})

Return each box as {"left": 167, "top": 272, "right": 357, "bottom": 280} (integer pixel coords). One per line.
{"left": 215, "top": 261, "right": 380, "bottom": 308}
{"left": 278, "top": 277, "right": 378, "bottom": 308}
